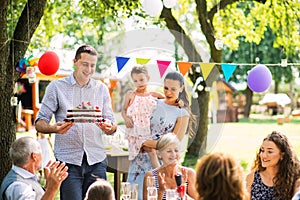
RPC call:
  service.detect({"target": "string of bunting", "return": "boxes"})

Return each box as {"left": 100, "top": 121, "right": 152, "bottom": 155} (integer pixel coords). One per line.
{"left": 116, "top": 56, "right": 299, "bottom": 83}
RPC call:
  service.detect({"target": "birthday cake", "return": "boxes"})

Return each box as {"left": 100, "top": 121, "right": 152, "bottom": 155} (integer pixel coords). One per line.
{"left": 64, "top": 101, "right": 104, "bottom": 123}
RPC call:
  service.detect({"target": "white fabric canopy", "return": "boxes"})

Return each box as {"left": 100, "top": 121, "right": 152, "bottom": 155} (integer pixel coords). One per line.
{"left": 259, "top": 93, "right": 291, "bottom": 107}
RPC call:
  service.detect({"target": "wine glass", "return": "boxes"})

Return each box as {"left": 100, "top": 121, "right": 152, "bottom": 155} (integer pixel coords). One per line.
{"left": 130, "top": 183, "right": 138, "bottom": 200}
{"left": 147, "top": 187, "right": 157, "bottom": 200}
{"left": 147, "top": 176, "right": 156, "bottom": 188}
{"left": 121, "top": 182, "right": 131, "bottom": 200}
{"left": 166, "top": 189, "right": 177, "bottom": 200}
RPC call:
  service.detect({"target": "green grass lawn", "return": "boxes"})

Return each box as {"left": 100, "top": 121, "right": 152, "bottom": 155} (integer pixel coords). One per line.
{"left": 188, "top": 114, "right": 300, "bottom": 174}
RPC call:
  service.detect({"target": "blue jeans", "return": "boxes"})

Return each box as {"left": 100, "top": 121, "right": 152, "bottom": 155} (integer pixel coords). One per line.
{"left": 127, "top": 153, "right": 152, "bottom": 200}
{"left": 127, "top": 170, "right": 145, "bottom": 200}
{"left": 60, "top": 153, "right": 107, "bottom": 200}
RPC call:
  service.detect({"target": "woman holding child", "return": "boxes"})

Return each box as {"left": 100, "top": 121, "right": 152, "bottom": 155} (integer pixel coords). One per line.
{"left": 125, "top": 70, "right": 194, "bottom": 200}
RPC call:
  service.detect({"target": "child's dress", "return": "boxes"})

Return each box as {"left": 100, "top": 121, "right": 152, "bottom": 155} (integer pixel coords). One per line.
{"left": 125, "top": 92, "right": 157, "bottom": 160}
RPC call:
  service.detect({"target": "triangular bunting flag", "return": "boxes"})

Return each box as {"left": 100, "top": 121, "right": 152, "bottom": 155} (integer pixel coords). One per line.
{"left": 157, "top": 60, "right": 171, "bottom": 78}
{"left": 136, "top": 58, "right": 151, "bottom": 65}
{"left": 221, "top": 64, "right": 237, "bottom": 82}
{"left": 177, "top": 62, "right": 192, "bottom": 76}
{"left": 199, "top": 63, "right": 215, "bottom": 81}
{"left": 116, "top": 56, "right": 130, "bottom": 72}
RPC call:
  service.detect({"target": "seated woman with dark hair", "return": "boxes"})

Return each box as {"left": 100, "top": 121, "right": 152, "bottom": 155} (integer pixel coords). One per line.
{"left": 246, "top": 131, "right": 300, "bottom": 200}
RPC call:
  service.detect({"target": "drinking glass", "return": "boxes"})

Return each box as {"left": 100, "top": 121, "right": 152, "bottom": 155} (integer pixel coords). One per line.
{"left": 165, "top": 189, "right": 177, "bottom": 200}
{"left": 130, "top": 183, "right": 139, "bottom": 200}
{"left": 121, "top": 182, "right": 131, "bottom": 200}
{"left": 147, "top": 176, "right": 156, "bottom": 187}
{"left": 147, "top": 187, "right": 157, "bottom": 200}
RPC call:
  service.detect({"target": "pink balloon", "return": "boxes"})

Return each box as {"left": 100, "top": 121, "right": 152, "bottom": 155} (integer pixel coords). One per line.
{"left": 247, "top": 64, "right": 272, "bottom": 92}
{"left": 38, "top": 51, "right": 60, "bottom": 76}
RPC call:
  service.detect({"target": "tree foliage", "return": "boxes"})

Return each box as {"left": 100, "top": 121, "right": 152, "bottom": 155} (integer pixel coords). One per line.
{"left": 213, "top": 0, "right": 300, "bottom": 55}
{"left": 222, "top": 27, "right": 299, "bottom": 117}
{"left": 224, "top": 27, "right": 297, "bottom": 84}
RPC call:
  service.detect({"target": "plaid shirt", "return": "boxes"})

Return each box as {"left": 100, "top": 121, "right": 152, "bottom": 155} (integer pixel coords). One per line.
{"left": 36, "top": 73, "right": 115, "bottom": 166}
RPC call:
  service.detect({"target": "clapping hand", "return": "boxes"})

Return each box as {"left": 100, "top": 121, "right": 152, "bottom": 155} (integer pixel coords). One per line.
{"left": 44, "top": 161, "right": 68, "bottom": 191}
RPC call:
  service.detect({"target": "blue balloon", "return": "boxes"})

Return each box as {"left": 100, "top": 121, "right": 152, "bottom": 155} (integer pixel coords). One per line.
{"left": 247, "top": 64, "right": 272, "bottom": 92}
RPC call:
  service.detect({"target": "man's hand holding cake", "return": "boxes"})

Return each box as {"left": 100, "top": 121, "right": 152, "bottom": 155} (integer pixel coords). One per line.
{"left": 55, "top": 121, "right": 74, "bottom": 134}
{"left": 96, "top": 119, "right": 117, "bottom": 135}
{"left": 34, "top": 119, "right": 74, "bottom": 134}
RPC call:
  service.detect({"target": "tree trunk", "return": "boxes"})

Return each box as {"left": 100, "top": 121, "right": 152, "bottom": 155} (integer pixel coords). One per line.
{"left": 0, "top": 0, "right": 47, "bottom": 183}
{"left": 0, "top": 0, "right": 14, "bottom": 182}
{"left": 243, "top": 87, "right": 253, "bottom": 118}
{"left": 160, "top": 8, "right": 202, "bottom": 62}
{"left": 274, "top": 81, "right": 279, "bottom": 94}
{"left": 188, "top": 91, "right": 210, "bottom": 157}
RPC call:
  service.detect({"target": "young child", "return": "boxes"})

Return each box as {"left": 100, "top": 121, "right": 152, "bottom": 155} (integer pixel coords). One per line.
{"left": 84, "top": 178, "right": 115, "bottom": 200}
{"left": 122, "top": 65, "right": 164, "bottom": 168}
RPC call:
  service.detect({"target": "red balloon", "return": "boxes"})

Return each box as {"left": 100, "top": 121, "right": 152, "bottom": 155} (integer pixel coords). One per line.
{"left": 38, "top": 51, "right": 60, "bottom": 75}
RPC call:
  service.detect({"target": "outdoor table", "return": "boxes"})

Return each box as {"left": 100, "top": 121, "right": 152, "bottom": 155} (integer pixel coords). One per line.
{"left": 106, "top": 149, "right": 130, "bottom": 200}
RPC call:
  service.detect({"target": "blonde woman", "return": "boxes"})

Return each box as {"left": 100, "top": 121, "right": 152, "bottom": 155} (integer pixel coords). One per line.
{"left": 143, "top": 133, "right": 198, "bottom": 200}
{"left": 196, "top": 152, "right": 248, "bottom": 200}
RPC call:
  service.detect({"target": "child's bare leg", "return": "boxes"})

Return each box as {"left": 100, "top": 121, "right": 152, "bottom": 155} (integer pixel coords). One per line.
{"left": 148, "top": 151, "right": 160, "bottom": 168}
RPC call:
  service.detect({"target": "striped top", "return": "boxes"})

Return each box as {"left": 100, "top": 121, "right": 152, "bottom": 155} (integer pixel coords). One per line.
{"left": 151, "top": 168, "right": 189, "bottom": 200}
